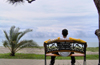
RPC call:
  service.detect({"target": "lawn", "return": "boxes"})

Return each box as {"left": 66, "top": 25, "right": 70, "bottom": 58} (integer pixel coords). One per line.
{"left": 86, "top": 47, "right": 99, "bottom": 52}
{"left": 0, "top": 47, "right": 98, "bottom": 59}
{"left": 0, "top": 53, "right": 98, "bottom": 60}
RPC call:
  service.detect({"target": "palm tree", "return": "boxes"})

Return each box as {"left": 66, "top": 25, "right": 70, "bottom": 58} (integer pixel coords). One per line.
{"left": 3, "top": 26, "right": 38, "bottom": 56}
{"left": 7, "top": 0, "right": 35, "bottom": 4}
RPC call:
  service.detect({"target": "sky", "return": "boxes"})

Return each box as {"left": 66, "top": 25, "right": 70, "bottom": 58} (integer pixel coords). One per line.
{"left": 0, "top": 0, "right": 99, "bottom": 47}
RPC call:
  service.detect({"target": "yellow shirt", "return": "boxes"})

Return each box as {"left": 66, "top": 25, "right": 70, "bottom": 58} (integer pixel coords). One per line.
{"left": 44, "top": 37, "right": 86, "bottom": 44}
{"left": 69, "top": 37, "right": 86, "bottom": 43}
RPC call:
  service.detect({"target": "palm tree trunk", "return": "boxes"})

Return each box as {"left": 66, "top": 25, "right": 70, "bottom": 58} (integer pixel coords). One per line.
{"left": 10, "top": 45, "right": 15, "bottom": 56}
{"left": 10, "top": 51, "right": 15, "bottom": 56}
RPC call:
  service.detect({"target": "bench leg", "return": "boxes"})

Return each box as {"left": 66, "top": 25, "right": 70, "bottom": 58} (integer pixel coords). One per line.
{"left": 45, "top": 54, "right": 46, "bottom": 65}
{"left": 83, "top": 55, "right": 86, "bottom": 65}
{"left": 83, "top": 61, "right": 86, "bottom": 65}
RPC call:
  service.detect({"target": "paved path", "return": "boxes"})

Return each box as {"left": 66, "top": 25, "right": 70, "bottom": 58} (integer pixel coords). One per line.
{"left": 0, "top": 59, "right": 98, "bottom": 65}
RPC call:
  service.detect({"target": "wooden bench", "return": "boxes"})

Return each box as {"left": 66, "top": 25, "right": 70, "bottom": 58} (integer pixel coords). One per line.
{"left": 44, "top": 40, "right": 87, "bottom": 65}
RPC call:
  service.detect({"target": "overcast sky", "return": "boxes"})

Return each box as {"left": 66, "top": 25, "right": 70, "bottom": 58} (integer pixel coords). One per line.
{"left": 0, "top": 0, "right": 99, "bottom": 46}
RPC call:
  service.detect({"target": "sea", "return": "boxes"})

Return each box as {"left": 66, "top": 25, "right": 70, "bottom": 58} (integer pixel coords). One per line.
{"left": 0, "top": 37, "right": 99, "bottom": 47}
{"left": 33, "top": 37, "right": 99, "bottom": 47}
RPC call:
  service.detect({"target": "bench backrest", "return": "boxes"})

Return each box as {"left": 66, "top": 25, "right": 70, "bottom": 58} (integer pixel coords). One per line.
{"left": 44, "top": 40, "right": 87, "bottom": 54}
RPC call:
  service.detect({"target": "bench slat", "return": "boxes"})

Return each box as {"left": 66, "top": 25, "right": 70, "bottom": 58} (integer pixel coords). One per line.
{"left": 46, "top": 53, "right": 84, "bottom": 57}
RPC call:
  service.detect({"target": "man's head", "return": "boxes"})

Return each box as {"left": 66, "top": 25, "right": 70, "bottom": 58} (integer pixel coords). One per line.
{"left": 62, "top": 29, "right": 68, "bottom": 37}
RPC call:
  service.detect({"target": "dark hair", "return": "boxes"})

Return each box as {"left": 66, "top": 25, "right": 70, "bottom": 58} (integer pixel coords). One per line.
{"left": 62, "top": 29, "right": 68, "bottom": 37}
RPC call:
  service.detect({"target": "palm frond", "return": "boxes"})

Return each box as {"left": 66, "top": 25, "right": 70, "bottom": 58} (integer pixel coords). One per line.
{"left": 15, "top": 40, "right": 32, "bottom": 48}
{"left": 7, "top": 0, "right": 35, "bottom": 4}
{"left": 27, "top": 40, "right": 39, "bottom": 47}
{"left": 3, "top": 40, "right": 8, "bottom": 47}
{"left": 7, "top": 0, "right": 24, "bottom": 4}
{"left": 10, "top": 26, "right": 15, "bottom": 38}
{"left": 3, "top": 40, "right": 11, "bottom": 51}
{"left": 15, "top": 40, "right": 39, "bottom": 52}
{"left": 15, "top": 40, "right": 33, "bottom": 52}
{"left": 3, "top": 30, "right": 10, "bottom": 41}
{"left": 13, "top": 27, "right": 20, "bottom": 34}
{"left": 11, "top": 27, "right": 21, "bottom": 41}
{"left": 9, "top": 26, "right": 21, "bottom": 43}
{"left": 10, "top": 26, "right": 19, "bottom": 41}
{"left": 17, "top": 29, "right": 32, "bottom": 42}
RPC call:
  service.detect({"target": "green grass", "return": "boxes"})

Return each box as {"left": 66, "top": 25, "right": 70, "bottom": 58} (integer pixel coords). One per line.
{"left": 87, "top": 47, "right": 99, "bottom": 52}
{"left": 0, "top": 53, "right": 98, "bottom": 60}
{"left": 0, "top": 53, "right": 45, "bottom": 59}
{"left": 56, "top": 55, "right": 99, "bottom": 60}
{"left": 0, "top": 47, "right": 98, "bottom": 59}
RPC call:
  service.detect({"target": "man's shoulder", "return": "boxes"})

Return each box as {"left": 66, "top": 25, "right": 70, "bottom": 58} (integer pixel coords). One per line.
{"left": 60, "top": 37, "right": 69, "bottom": 40}
{"left": 69, "top": 37, "right": 86, "bottom": 43}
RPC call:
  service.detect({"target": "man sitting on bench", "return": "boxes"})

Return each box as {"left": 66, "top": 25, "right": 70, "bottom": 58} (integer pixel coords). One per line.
{"left": 49, "top": 29, "right": 86, "bottom": 65}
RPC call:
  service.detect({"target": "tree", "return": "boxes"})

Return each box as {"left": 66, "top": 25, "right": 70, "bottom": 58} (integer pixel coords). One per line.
{"left": 3, "top": 26, "right": 38, "bottom": 56}
{"left": 94, "top": 0, "right": 100, "bottom": 65}
{"left": 7, "top": 0, "right": 35, "bottom": 4}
